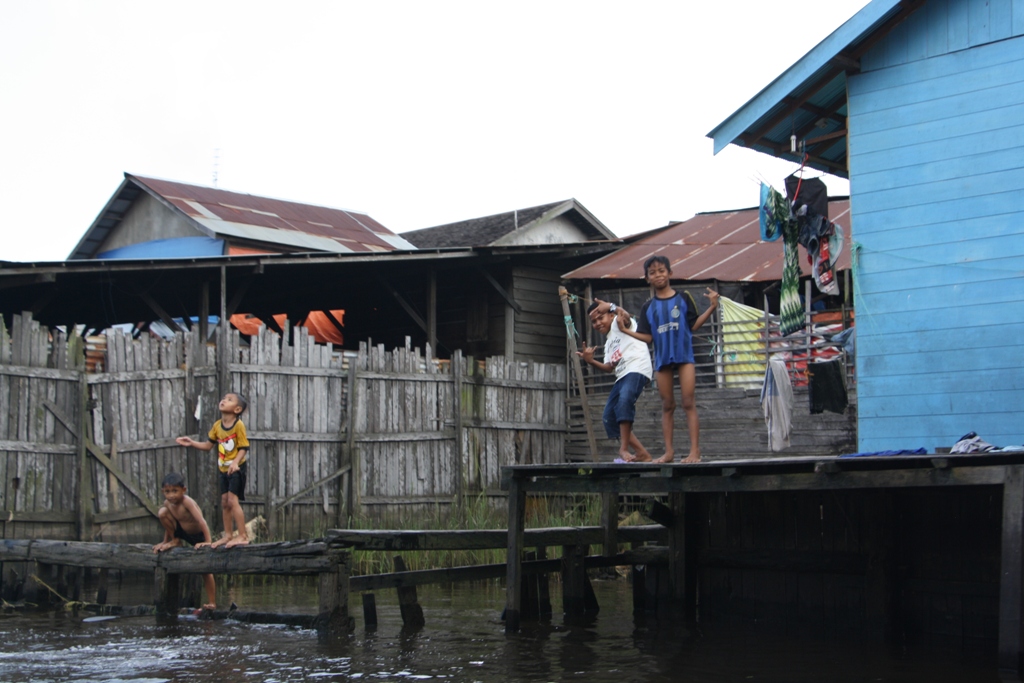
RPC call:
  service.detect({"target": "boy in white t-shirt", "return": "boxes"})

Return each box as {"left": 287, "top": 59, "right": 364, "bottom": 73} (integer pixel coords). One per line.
{"left": 577, "top": 301, "right": 654, "bottom": 462}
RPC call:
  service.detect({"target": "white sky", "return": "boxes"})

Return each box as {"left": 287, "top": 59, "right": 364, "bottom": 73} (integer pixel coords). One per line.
{"left": 0, "top": 0, "right": 869, "bottom": 263}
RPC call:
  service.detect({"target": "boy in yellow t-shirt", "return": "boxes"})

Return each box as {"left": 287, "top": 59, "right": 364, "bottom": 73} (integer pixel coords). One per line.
{"left": 176, "top": 392, "right": 251, "bottom": 548}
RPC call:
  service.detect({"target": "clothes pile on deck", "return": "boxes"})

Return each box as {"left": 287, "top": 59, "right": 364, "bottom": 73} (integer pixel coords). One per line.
{"left": 951, "top": 432, "right": 1024, "bottom": 454}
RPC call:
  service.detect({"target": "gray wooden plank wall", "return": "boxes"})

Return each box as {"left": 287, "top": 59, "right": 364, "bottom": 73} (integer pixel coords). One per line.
{"left": 0, "top": 313, "right": 569, "bottom": 542}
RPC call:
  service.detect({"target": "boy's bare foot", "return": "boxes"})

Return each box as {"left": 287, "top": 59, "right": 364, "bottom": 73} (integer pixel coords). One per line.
{"left": 209, "top": 536, "right": 231, "bottom": 549}
{"left": 631, "top": 450, "right": 653, "bottom": 462}
{"left": 682, "top": 450, "right": 701, "bottom": 463}
{"left": 226, "top": 536, "right": 249, "bottom": 548}
{"left": 653, "top": 451, "right": 674, "bottom": 463}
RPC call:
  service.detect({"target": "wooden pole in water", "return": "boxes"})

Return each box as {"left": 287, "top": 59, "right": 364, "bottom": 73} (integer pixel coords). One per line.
{"left": 393, "top": 555, "right": 424, "bottom": 628}
{"left": 558, "top": 287, "right": 598, "bottom": 461}
{"left": 318, "top": 550, "right": 354, "bottom": 637}
{"left": 504, "top": 475, "right": 526, "bottom": 633}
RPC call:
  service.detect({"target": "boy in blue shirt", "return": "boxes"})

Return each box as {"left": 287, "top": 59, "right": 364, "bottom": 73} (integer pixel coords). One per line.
{"left": 595, "top": 256, "right": 718, "bottom": 463}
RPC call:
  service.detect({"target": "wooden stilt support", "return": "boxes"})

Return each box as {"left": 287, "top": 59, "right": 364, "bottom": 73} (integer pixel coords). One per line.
{"left": 561, "top": 544, "right": 587, "bottom": 616}
{"left": 521, "top": 550, "right": 539, "bottom": 619}
{"left": 667, "top": 493, "right": 688, "bottom": 617}
{"left": 536, "top": 546, "right": 552, "bottom": 618}
{"left": 864, "top": 490, "right": 894, "bottom": 643}
{"left": 362, "top": 593, "right": 377, "bottom": 630}
{"left": 154, "top": 567, "right": 180, "bottom": 617}
{"left": 317, "top": 551, "right": 354, "bottom": 638}
{"left": 393, "top": 555, "right": 424, "bottom": 629}
{"left": 96, "top": 568, "right": 109, "bottom": 605}
{"left": 504, "top": 476, "right": 526, "bottom": 633}
{"left": 999, "top": 465, "right": 1024, "bottom": 677}
{"left": 181, "top": 574, "right": 202, "bottom": 609}
{"left": 630, "top": 550, "right": 646, "bottom": 613}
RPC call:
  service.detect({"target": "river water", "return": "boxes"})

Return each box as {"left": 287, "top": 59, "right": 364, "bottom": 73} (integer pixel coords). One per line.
{"left": 0, "top": 576, "right": 1002, "bottom": 682}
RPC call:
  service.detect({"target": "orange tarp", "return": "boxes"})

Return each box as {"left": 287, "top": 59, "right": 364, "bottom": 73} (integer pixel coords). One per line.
{"left": 229, "top": 310, "right": 345, "bottom": 345}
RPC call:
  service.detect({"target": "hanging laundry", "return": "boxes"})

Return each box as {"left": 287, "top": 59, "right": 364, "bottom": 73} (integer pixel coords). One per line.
{"left": 719, "top": 296, "right": 768, "bottom": 389}
{"left": 779, "top": 213, "right": 803, "bottom": 337}
{"left": 785, "top": 172, "right": 842, "bottom": 296}
{"left": 760, "top": 356, "right": 794, "bottom": 451}
{"left": 759, "top": 183, "right": 785, "bottom": 242}
{"left": 785, "top": 173, "right": 828, "bottom": 219}
{"left": 808, "top": 358, "right": 847, "bottom": 414}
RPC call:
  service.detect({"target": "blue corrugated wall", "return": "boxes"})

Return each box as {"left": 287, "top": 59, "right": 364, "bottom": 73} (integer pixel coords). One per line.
{"left": 848, "top": 0, "right": 1024, "bottom": 451}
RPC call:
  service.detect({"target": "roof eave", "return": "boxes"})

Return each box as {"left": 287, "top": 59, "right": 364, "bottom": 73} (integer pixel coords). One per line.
{"left": 707, "top": 0, "right": 903, "bottom": 155}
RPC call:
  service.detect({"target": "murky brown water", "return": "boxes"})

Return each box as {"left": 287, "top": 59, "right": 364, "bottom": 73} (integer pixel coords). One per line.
{"left": 0, "top": 576, "right": 1003, "bottom": 682}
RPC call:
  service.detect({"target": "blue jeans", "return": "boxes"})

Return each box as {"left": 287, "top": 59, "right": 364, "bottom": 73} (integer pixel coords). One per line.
{"left": 603, "top": 372, "right": 649, "bottom": 439}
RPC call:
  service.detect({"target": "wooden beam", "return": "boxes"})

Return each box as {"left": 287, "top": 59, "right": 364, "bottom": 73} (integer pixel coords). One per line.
{"left": 270, "top": 464, "right": 351, "bottom": 516}
{"left": 44, "top": 399, "right": 162, "bottom": 519}
{"left": 0, "top": 538, "right": 334, "bottom": 575}
{"left": 325, "top": 524, "right": 667, "bottom": 551}
{"left": 375, "top": 274, "right": 427, "bottom": 332}
{"left": 476, "top": 267, "right": 522, "bottom": 314}
{"left": 513, "top": 466, "right": 1007, "bottom": 495}
{"left": 350, "top": 546, "right": 669, "bottom": 592}
{"left": 139, "top": 291, "right": 182, "bottom": 333}
{"left": 426, "top": 270, "right": 436, "bottom": 352}
{"left": 225, "top": 275, "right": 253, "bottom": 319}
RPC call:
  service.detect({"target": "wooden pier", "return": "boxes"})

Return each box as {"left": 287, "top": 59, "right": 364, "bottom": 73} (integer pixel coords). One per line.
{"left": 0, "top": 523, "right": 669, "bottom": 635}
{"left": 0, "top": 539, "right": 354, "bottom": 635}
{"left": 502, "top": 453, "right": 1024, "bottom": 678}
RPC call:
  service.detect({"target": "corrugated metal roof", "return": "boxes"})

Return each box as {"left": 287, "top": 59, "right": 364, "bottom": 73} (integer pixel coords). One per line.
{"left": 132, "top": 175, "right": 414, "bottom": 252}
{"left": 562, "top": 199, "right": 852, "bottom": 282}
{"left": 68, "top": 174, "right": 414, "bottom": 259}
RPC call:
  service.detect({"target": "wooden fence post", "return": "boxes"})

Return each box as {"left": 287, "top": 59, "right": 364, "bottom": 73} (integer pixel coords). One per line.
{"left": 452, "top": 350, "right": 465, "bottom": 506}
{"left": 346, "top": 359, "right": 360, "bottom": 520}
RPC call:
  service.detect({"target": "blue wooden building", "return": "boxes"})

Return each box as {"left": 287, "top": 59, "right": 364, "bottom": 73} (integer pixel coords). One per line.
{"left": 710, "top": 0, "right": 1024, "bottom": 452}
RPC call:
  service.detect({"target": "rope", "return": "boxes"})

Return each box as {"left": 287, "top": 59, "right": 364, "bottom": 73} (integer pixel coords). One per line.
{"left": 563, "top": 315, "right": 580, "bottom": 340}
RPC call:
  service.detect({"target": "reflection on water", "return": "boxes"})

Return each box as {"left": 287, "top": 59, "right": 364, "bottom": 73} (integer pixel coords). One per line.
{"left": 0, "top": 577, "right": 1002, "bottom": 682}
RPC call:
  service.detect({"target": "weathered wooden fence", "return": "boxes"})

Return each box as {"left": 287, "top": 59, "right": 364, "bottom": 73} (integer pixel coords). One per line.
{"left": 0, "top": 313, "right": 567, "bottom": 544}
{"left": 349, "top": 341, "right": 566, "bottom": 520}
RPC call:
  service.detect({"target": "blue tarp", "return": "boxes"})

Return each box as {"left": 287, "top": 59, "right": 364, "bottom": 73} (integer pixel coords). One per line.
{"left": 98, "top": 237, "right": 225, "bottom": 259}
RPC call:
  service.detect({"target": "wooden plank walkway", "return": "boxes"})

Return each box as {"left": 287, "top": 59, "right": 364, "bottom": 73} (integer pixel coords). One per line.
{"left": 501, "top": 453, "right": 1024, "bottom": 678}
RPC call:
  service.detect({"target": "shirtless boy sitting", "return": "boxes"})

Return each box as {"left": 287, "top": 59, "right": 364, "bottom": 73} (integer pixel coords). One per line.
{"left": 153, "top": 472, "right": 217, "bottom": 610}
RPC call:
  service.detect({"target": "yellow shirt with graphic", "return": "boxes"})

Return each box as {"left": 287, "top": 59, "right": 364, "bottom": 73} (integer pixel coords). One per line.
{"left": 208, "top": 418, "right": 249, "bottom": 473}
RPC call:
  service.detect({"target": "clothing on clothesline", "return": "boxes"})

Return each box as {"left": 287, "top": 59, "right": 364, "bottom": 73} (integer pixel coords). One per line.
{"left": 759, "top": 183, "right": 786, "bottom": 242}
{"left": 779, "top": 206, "right": 803, "bottom": 337}
{"left": 785, "top": 174, "right": 828, "bottom": 219}
{"left": 760, "top": 356, "right": 793, "bottom": 452}
{"left": 808, "top": 359, "right": 847, "bottom": 414}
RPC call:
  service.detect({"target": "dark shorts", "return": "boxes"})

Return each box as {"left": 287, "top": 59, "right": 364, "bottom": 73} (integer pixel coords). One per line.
{"left": 174, "top": 521, "right": 207, "bottom": 547}
{"left": 218, "top": 461, "right": 247, "bottom": 501}
{"left": 603, "top": 372, "right": 649, "bottom": 439}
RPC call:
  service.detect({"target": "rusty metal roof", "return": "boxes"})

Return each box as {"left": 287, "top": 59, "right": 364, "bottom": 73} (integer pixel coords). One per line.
{"left": 562, "top": 199, "right": 851, "bottom": 282}
{"left": 68, "top": 174, "right": 414, "bottom": 259}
